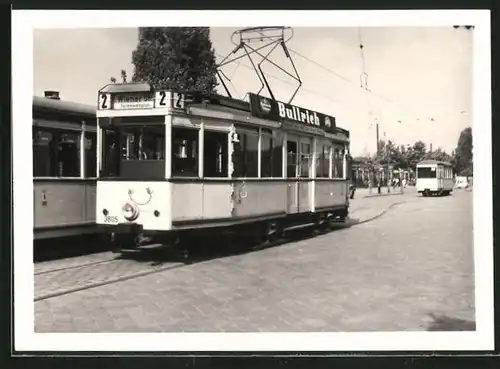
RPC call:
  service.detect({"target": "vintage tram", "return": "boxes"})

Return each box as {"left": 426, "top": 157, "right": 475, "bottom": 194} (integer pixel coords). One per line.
{"left": 33, "top": 91, "right": 100, "bottom": 240}
{"left": 95, "top": 83, "right": 352, "bottom": 252}
{"left": 416, "top": 159, "right": 454, "bottom": 196}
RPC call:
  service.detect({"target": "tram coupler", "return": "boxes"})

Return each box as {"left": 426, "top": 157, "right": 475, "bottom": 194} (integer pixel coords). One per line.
{"left": 102, "top": 223, "right": 143, "bottom": 253}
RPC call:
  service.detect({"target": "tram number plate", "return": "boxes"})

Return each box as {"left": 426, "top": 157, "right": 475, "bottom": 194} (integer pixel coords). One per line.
{"left": 155, "top": 91, "right": 185, "bottom": 109}
{"left": 104, "top": 215, "right": 119, "bottom": 224}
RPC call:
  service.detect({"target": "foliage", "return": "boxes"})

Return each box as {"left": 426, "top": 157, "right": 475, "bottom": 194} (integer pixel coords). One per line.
{"left": 131, "top": 27, "right": 218, "bottom": 93}
{"left": 355, "top": 138, "right": 459, "bottom": 174}
{"left": 453, "top": 127, "right": 473, "bottom": 176}
{"left": 110, "top": 69, "right": 128, "bottom": 84}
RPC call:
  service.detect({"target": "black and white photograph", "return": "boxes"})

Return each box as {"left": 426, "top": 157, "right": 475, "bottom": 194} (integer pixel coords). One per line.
{"left": 12, "top": 10, "right": 492, "bottom": 352}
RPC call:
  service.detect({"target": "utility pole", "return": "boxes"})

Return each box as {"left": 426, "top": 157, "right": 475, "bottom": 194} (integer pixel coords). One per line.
{"left": 386, "top": 140, "right": 390, "bottom": 193}
{"left": 375, "top": 122, "right": 381, "bottom": 194}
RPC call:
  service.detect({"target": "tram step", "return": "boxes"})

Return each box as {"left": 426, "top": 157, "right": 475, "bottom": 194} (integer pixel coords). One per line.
{"left": 283, "top": 222, "right": 316, "bottom": 232}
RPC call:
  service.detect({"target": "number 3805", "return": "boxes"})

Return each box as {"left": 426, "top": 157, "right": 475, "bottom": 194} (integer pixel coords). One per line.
{"left": 104, "top": 215, "right": 119, "bottom": 223}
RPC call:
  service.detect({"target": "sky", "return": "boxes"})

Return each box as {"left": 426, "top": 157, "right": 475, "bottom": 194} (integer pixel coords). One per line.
{"left": 33, "top": 27, "right": 473, "bottom": 156}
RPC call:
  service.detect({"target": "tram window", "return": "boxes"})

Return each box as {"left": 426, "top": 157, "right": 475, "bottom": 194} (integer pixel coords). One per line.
{"left": 172, "top": 128, "right": 198, "bottom": 177}
{"left": 286, "top": 141, "right": 298, "bottom": 178}
{"left": 204, "top": 131, "right": 228, "bottom": 177}
{"left": 261, "top": 133, "right": 277, "bottom": 178}
{"left": 121, "top": 126, "right": 165, "bottom": 161}
{"left": 317, "top": 145, "right": 331, "bottom": 178}
{"left": 33, "top": 128, "right": 55, "bottom": 177}
{"left": 32, "top": 127, "right": 80, "bottom": 177}
{"left": 271, "top": 133, "right": 283, "bottom": 178}
{"left": 417, "top": 167, "right": 436, "bottom": 178}
{"left": 233, "top": 131, "right": 258, "bottom": 178}
{"left": 299, "top": 140, "right": 311, "bottom": 178}
{"left": 101, "top": 129, "right": 120, "bottom": 177}
{"left": 84, "top": 132, "right": 97, "bottom": 178}
{"left": 333, "top": 148, "right": 343, "bottom": 178}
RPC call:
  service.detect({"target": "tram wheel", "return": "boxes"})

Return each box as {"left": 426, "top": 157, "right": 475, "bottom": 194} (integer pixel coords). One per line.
{"left": 265, "top": 221, "right": 280, "bottom": 244}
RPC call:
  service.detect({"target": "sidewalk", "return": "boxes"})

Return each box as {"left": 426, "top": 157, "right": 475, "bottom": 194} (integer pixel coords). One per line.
{"left": 355, "top": 186, "right": 409, "bottom": 198}
{"left": 348, "top": 187, "right": 416, "bottom": 225}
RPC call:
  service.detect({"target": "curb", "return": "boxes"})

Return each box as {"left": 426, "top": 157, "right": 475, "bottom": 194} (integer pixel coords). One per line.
{"left": 362, "top": 191, "right": 405, "bottom": 199}
{"left": 349, "top": 200, "right": 405, "bottom": 226}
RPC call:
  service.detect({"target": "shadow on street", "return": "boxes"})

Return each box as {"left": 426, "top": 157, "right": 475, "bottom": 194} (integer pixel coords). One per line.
{"left": 426, "top": 312, "right": 476, "bottom": 331}
{"left": 118, "top": 221, "right": 354, "bottom": 267}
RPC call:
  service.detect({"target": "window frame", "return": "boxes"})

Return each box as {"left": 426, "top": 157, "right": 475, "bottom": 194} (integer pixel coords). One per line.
{"left": 33, "top": 126, "right": 82, "bottom": 178}
{"left": 203, "top": 129, "right": 229, "bottom": 179}
{"left": 233, "top": 127, "right": 259, "bottom": 179}
{"left": 171, "top": 126, "right": 199, "bottom": 178}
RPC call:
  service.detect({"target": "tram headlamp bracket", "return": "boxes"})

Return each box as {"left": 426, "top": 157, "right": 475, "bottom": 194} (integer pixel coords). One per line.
{"left": 122, "top": 202, "right": 139, "bottom": 221}
{"left": 230, "top": 132, "right": 240, "bottom": 143}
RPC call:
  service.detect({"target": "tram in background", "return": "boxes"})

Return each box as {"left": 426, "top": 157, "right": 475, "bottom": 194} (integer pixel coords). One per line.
{"left": 95, "top": 83, "right": 352, "bottom": 253}
{"left": 416, "top": 159, "right": 454, "bottom": 197}
{"left": 33, "top": 91, "right": 102, "bottom": 240}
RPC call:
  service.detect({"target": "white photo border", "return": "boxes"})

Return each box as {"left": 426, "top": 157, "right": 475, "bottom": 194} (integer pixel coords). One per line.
{"left": 12, "top": 9, "right": 493, "bottom": 352}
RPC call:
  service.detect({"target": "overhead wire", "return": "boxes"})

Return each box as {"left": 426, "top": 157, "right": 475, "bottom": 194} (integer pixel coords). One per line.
{"left": 215, "top": 52, "right": 365, "bottom": 117}
{"left": 288, "top": 44, "right": 439, "bottom": 124}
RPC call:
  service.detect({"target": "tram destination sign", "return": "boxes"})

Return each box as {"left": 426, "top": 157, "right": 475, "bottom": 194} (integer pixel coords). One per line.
{"left": 248, "top": 93, "right": 336, "bottom": 133}
{"left": 112, "top": 92, "right": 155, "bottom": 110}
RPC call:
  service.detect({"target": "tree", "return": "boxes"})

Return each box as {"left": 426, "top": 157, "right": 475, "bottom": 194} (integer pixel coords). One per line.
{"left": 454, "top": 127, "right": 473, "bottom": 176}
{"left": 110, "top": 69, "right": 128, "bottom": 84}
{"left": 402, "top": 140, "right": 427, "bottom": 170}
{"left": 423, "top": 148, "right": 453, "bottom": 163}
{"left": 131, "top": 27, "right": 218, "bottom": 93}
{"left": 121, "top": 69, "right": 128, "bottom": 83}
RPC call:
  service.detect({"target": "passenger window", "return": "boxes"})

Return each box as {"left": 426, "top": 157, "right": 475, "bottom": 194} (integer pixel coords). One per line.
{"left": 299, "top": 140, "right": 311, "bottom": 178}
{"left": 261, "top": 130, "right": 283, "bottom": 178}
{"left": 101, "top": 129, "right": 120, "bottom": 177}
{"left": 33, "top": 127, "right": 81, "bottom": 177}
{"left": 316, "top": 144, "right": 331, "bottom": 178}
{"left": 33, "top": 128, "right": 55, "bottom": 177}
{"left": 233, "top": 131, "right": 258, "bottom": 178}
{"left": 204, "top": 131, "right": 227, "bottom": 177}
{"left": 286, "top": 140, "right": 298, "bottom": 178}
{"left": 84, "top": 132, "right": 97, "bottom": 178}
{"left": 333, "top": 148, "right": 343, "bottom": 178}
{"left": 172, "top": 127, "right": 198, "bottom": 177}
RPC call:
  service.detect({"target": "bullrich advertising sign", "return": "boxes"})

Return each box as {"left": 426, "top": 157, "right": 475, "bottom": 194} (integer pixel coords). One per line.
{"left": 248, "top": 93, "right": 336, "bottom": 133}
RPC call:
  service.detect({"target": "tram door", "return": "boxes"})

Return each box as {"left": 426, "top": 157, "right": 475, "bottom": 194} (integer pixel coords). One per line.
{"left": 286, "top": 136, "right": 303, "bottom": 214}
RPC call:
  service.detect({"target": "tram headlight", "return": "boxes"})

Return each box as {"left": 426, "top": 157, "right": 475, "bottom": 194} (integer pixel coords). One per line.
{"left": 122, "top": 202, "right": 139, "bottom": 221}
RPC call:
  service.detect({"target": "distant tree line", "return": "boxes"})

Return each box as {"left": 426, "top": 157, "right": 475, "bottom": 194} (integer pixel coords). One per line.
{"left": 353, "top": 127, "right": 473, "bottom": 176}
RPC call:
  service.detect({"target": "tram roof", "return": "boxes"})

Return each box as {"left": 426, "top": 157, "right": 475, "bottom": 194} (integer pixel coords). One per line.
{"left": 97, "top": 83, "right": 350, "bottom": 138}
{"left": 417, "top": 159, "right": 453, "bottom": 167}
{"left": 100, "top": 83, "right": 152, "bottom": 93}
{"left": 33, "top": 96, "right": 95, "bottom": 117}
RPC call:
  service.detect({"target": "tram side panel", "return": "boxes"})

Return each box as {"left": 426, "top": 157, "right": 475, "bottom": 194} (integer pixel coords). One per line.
{"left": 171, "top": 181, "right": 287, "bottom": 223}
{"left": 34, "top": 180, "right": 96, "bottom": 239}
{"left": 228, "top": 181, "right": 288, "bottom": 218}
{"left": 171, "top": 182, "right": 233, "bottom": 222}
{"left": 314, "top": 180, "right": 348, "bottom": 212}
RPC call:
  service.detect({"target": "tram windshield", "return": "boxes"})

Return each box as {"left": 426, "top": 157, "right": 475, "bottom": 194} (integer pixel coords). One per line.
{"left": 100, "top": 124, "right": 165, "bottom": 179}
{"left": 416, "top": 167, "right": 437, "bottom": 179}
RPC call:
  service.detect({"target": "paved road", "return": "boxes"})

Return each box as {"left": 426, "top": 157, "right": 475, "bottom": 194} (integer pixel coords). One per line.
{"left": 35, "top": 190, "right": 474, "bottom": 332}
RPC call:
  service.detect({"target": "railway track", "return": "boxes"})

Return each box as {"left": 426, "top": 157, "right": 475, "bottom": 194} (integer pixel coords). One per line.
{"left": 33, "top": 221, "right": 358, "bottom": 303}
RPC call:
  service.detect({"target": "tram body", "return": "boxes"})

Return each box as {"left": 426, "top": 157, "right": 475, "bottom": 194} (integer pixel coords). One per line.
{"left": 416, "top": 160, "right": 454, "bottom": 196}
{"left": 95, "top": 84, "right": 351, "bottom": 249}
{"left": 33, "top": 93, "right": 100, "bottom": 239}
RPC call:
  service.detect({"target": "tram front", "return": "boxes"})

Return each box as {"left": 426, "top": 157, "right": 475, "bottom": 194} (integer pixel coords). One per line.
{"left": 96, "top": 83, "right": 184, "bottom": 248}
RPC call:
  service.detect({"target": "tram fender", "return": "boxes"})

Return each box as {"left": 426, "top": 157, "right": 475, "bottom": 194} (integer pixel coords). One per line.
{"left": 99, "top": 223, "right": 143, "bottom": 237}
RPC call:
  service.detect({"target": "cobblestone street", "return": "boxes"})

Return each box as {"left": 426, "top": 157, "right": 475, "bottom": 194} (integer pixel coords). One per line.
{"left": 34, "top": 190, "right": 474, "bottom": 332}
